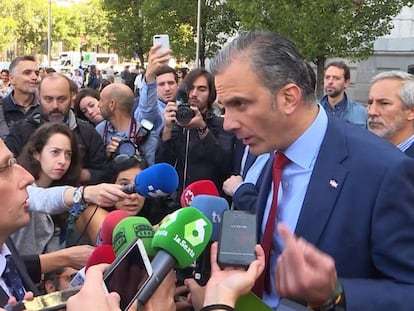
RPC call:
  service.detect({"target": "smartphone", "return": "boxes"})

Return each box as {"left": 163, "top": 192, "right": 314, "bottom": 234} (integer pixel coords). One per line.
{"left": 217, "top": 210, "right": 257, "bottom": 268}
{"left": 153, "top": 34, "right": 170, "bottom": 51}
{"left": 103, "top": 238, "right": 152, "bottom": 311}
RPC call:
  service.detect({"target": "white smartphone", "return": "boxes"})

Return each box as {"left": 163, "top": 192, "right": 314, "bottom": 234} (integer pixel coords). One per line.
{"left": 103, "top": 238, "right": 152, "bottom": 311}
{"left": 153, "top": 34, "right": 170, "bottom": 51}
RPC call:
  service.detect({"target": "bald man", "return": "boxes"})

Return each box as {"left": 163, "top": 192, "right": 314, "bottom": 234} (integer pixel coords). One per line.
{"left": 95, "top": 83, "right": 159, "bottom": 165}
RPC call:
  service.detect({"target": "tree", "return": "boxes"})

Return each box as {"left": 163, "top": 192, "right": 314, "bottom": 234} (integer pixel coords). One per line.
{"left": 101, "top": 0, "right": 239, "bottom": 67}
{"left": 52, "top": 0, "right": 110, "bottom": 54}
{"left": 142, "top": 0, "right": 239, "bottom": 67}
{"left": 101, "top": 0, "right": 146, "bottom": 65}
{"left": 0, "top": 1, "right": 19, "bottom": 54}
{"left": 229, "top": 0, "right": 412, "bottom": 97}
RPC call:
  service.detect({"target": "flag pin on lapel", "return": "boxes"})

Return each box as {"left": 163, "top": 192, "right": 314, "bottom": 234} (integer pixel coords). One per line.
{"left": 329, "top": 179, "right": 338, "bottom": 188}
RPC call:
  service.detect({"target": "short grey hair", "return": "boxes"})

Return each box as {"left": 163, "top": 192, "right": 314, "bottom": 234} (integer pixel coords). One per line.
{"left": 371, "top": 71, "right": 414, "bottom": 109}
{"left": 9, "top": 55, "right": 36, "bottom": 74}
{"left": 209, "top": 31, "right": 316, "bottom": 103}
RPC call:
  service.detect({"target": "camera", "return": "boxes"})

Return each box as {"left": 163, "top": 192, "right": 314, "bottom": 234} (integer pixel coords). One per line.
{"left": 176, "top": 104, "right": 194, "bottom": 125}
{"left": 176, "top": 83, "right": 194, "bottom": 125}
{"left": 117, "top": 140, "right": 138, "bottom": 156}
{"left": 116, "top": 119, "right": 154, "bottom": 156}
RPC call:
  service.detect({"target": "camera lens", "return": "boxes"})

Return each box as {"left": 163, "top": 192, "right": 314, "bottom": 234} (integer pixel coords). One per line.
{"left": 118, "top": 141, "right": 137, "bottom": 156}
{"left": 176, "top": 104, "right": 195, "bottom": 125}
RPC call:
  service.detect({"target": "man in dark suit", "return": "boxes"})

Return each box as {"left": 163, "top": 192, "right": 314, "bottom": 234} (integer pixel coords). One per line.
{"left": 0, "top": 139, "right": 39, "bottom": 306}
{"left": 367, "top": 70, "right": 414, "bottom": 157}
{"left": 209, "top": 31, "right": 414, "bottom": 310}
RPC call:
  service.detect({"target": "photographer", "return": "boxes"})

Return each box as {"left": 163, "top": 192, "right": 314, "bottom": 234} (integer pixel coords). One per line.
{"left": 95, "top": 83, "right": 159, "bottom": 166}
{"left": 156, "top": 68, "right": 236, "bottom": 202}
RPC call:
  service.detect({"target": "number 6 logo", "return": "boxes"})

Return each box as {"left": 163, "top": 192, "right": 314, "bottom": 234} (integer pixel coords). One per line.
{"left": 184, "top": 218, "right": 207, "bottom": 247}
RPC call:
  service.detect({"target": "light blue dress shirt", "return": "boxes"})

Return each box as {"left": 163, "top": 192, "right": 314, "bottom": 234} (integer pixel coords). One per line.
{"left": 262, "top": 105, "right": 328, "bottom": 309}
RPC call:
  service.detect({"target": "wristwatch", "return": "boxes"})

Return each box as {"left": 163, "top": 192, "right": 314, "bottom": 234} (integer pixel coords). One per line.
{"left": 197, "top": 125, "right": 208, "bottom": 135}
{"left": 73, "top": 186, "right": 85, "bottom": 204}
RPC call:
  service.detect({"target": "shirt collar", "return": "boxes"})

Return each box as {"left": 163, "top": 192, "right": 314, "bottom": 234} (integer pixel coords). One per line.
{"left": 10, "top": 90, "right": 39, "bottom": 108}
{"left": 0, "top": 244, "right": 11, "bottom": 276}
{"left": 397, "top": 133, "right": 414, "bottom": 152}
{"left": 284, "top": 104, "right": 328, "bottom": 169}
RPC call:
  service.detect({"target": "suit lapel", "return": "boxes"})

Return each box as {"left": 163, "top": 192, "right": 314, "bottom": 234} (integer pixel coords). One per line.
{"left": 295, "top": 118, "right": 349, "bottom": 245}
{"left": 404, "top": 143, "right": 414, "bottom": 159}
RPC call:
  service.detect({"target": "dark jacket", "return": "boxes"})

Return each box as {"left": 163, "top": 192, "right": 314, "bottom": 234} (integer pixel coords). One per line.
{"left": 156, "top": 111, "right": 236, "bottom": 200}
{"left": 5, "top": 107, "right": 109, "bottom": 184}
{"left": 1, "top": 92, "right": 39, "bottom": 129}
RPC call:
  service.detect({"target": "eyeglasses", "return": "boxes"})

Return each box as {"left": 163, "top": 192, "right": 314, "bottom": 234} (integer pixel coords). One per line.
{"left": 55, "top": 273, "right": 77, "bottom": 282}
{"left": 0, "top": 157, "right": 17, "bottom": 173}
{"left": 113, "top": 154, "right": 144, "bottom": 165}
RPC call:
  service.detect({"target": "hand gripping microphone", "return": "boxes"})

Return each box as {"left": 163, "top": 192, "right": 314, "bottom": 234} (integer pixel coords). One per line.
{"left": 191, "top": 194, "right": 229, "bottom": 285}
{"left": 180, "top": 179, "right": 219, "bottom": 207}
{"left": 120, "top": 162, "right": 179, "bottom": 197}
{"left": 137, "top": 207, "right": 212, "bottom": 306}
{"left": 100, "top": 210, "right": 130, "bottom": 245}
{"left": 112, "top": 216, "right": 155, "bottom": 258}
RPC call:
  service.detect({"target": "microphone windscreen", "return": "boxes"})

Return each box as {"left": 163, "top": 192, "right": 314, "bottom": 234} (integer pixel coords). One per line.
{"left": 85, "top": 245, "right": 115, "bottom": 271}
{"left": 191, "top": 195, "right": 229, "bottom": 241}
{"left": 151, "top": 207, "right": 212, "bottom": 268}
{"left": 112, "top": 216, "right": 155, "bottom": 257}
{"left": 180, "top": 180, "right": 219, "bottom": 207}
{"left": 100, "top": 210, "right": 130, "bottom": 245}
{"left": 135, "top": 163, "right": 179, "bottom": 198}
{"left": 176, "top": 83, "right": 189, "bottom": 104}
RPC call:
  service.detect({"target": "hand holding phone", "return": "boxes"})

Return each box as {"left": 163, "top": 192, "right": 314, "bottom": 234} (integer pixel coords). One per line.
{"left": 218, "top": 210, "right": 257, "bottom": 269}
{"left": 153, "top": 34, "right": 170, "bottom": 52}
{"left": 103, "top": 238, "right": 152, "bottom": 311}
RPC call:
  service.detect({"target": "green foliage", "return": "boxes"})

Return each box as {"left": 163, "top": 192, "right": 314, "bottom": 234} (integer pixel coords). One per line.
{"left": 229, "top": 0, "right": 412, "bottom": 96}
{"left": 0, "top": 0, "right": 109, "bottom": 59}
{"left": 0, "top": 0, "right": 19, "bottom": 52}
{"left": 101, "top": 0, "right": 145, "bottom": 63}
{"left": 230, "top": 0, "right": 411, "bottom": 61}
{"left": 102, "top": 0, "right": 239, "bottom": 67}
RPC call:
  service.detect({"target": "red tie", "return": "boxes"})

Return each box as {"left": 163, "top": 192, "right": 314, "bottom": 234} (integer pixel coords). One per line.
{"left": 252, "top": 151, "right": 290, "bottom": 298}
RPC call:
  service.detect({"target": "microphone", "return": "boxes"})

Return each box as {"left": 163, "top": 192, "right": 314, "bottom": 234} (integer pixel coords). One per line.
{"left": 191, "top": 194, "right": 229, "bottom": 285}
{"left": 180, "top": 179, "right": 219, "bottom": 207}
{"left": 120, "top": 163, "right": 179, "bottom": 197}
{"left": 85, "top": 244, "right": 116, "bottom": 271}
{"left": 176, "top": 83, "right": 189, "bottom": 105}
{"left": 100, "top": 210, "right": 130, "bottom": 245}
{"left": 69, "top": 268, "right": 86, "bottom": 287}
{"left": 137, "top": 207, "right": 212, "bottom": 306}
{"left": 112, "top": 216, "right": 155, "bottom": 257}
{"left": 71, "top": 244, "right": 116, "bottom": 287}
{"left": 191, "top": 194, "right": 229, "bottom": 241}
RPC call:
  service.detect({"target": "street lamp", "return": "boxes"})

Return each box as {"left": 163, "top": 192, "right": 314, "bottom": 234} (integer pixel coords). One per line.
{"left": 47, "top": 0, "right": 52, "bottom": 67}
{"left": 195, "top": 0, "right": 201, "bottom": 68}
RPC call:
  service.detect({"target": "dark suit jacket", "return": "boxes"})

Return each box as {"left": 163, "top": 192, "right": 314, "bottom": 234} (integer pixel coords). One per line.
{"left": 404, "top": 143, "right": 414, "bottom": 158}
{"left": 256, "top": 116, "right": 414, "bottom": 310}
{"left": 0, "top": 239, "right": 39, "bottom": 306}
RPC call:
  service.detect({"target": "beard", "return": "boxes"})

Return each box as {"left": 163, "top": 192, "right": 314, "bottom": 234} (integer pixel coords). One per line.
{"left": 325, "top": 87, "right": 344, "bottom": 98}
{"left": 43, "top": 109, "right": 66, "bottom": 123}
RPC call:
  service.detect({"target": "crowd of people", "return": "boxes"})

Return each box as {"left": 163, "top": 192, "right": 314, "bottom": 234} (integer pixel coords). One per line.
{"left": 0, "top": 29, "right": 414, "bottom": 311}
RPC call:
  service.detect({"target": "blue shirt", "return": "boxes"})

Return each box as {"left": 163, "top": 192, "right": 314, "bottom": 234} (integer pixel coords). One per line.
{"left": 262, "top": 105, "right": 328, "bottom": 309}
{"left": 134, "top": 81, "right": 166, "bottom": 136}
{"left": 320, "top": 95, "right": 347, "bottom": 119}
{"left": 397, "top": 134, "right": 414, "bottom": 152}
